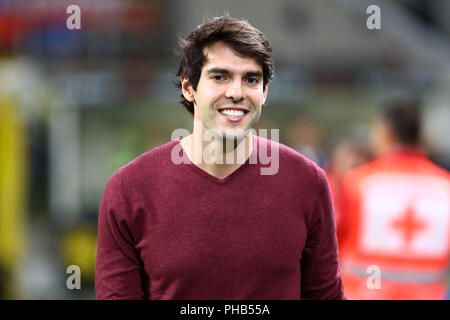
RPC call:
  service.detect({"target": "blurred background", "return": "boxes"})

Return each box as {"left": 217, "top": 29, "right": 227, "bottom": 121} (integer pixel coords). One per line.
{"left": 0, "top": 0, "right": 449, "bottom": 299}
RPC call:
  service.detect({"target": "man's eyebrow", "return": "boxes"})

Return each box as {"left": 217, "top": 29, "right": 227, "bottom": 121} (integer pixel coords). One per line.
{"left": 245, "top": 71, "right": 263, "bottom": 78}
{"left": 206, "top": 68, "right": 230, "bottom": 75}
{"left": 206, "top": 68, "right": 263, "bottom": 78}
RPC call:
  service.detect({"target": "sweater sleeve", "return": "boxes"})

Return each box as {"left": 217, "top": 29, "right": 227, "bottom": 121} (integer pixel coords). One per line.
{"left": 300, "top": 168, "right": 345, "bottom": 299}
{"left": 95, "top": 170, "right": 145, "bottom": 300}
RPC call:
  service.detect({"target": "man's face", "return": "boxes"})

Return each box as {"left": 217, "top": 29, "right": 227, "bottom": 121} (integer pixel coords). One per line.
{"left": 182, "top": 41, "right": 268, "bottom": 139}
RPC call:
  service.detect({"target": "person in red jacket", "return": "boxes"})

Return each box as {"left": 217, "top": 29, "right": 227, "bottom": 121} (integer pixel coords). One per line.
{"left": 338, "top": 99, "right": 450, "bottom": 299}
{"left": 95, "top": 15, "right": 344, "bottom": 300}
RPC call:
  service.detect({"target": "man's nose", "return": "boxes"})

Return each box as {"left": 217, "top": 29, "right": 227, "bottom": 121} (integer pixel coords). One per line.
{"left": 225, "top": 79, "right": 244, "bottom": 102}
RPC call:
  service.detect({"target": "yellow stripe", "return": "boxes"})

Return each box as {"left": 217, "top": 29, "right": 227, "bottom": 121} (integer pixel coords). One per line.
{"left": 0, "top": 97, "right": 27, "bottom": 273}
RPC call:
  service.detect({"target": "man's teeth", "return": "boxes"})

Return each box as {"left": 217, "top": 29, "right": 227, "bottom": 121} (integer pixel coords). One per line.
{"left": 220, "top": 109, "right": 245, "bottom": 117}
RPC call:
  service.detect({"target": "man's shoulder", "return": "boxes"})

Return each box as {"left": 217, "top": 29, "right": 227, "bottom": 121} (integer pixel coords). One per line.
{"left": 348, "top": 152, "right": 449, "bottom": 179}
{"left": 415, "top": 156, "right": 450, "bottom": 180}
{"left": 342, "top": 153, "right": 450, "bottom": 190}
{"left": 254, "top": 134, "right": 325, "bottom": 179}
{"left": 340, "top": 157, "right": 383, "bottom": 189}
{"left": 116, "top": 139, "right": 178, "bottom": 178}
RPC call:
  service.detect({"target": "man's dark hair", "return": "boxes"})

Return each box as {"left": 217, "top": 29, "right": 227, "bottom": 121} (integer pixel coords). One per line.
{"left": 382, "top": 99, "right": 421, "bottom": 146}
{"left": 175, "top": 15, "right": 274, "bottom": 115}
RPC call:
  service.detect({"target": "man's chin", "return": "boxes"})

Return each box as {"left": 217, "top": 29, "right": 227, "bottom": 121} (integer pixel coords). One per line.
{"left": 214, "top": 127, "right": 250, "bottom": 141}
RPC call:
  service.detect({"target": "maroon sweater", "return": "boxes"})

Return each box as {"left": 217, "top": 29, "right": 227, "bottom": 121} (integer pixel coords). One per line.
{"left": 95, "top": 134, "right": 344, "bottom": 299}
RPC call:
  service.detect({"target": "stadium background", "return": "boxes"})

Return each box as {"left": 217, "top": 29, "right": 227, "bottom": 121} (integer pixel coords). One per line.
{"left": 0, "top": 0, "right": 449, "bottom": 299}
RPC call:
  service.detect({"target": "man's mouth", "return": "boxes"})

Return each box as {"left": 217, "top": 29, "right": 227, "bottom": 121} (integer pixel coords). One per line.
{"left": 217, "top": 107, "right": 249, "bottom": 122}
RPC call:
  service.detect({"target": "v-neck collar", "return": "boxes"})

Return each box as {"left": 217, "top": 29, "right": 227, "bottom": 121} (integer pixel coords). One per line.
{"left": 177, "top": 134, "right": 257, "bottom": 184}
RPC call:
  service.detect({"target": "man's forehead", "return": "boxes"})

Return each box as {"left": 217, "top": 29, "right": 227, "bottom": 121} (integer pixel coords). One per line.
{"left": 202, "top": 42, "right": 262, "bottom": 72}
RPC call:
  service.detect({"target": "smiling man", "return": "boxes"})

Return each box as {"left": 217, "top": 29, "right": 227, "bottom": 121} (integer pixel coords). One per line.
{"left": 95, "top": 15, "right": 345, "bottom": 300}
{"left": 178, "top": 40, "right": 267, "bottom": 178}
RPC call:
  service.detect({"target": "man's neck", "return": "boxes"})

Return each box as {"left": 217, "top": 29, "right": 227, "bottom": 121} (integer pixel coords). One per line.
{"left": 180, "top": 130, "right": 253, "bottom": 179}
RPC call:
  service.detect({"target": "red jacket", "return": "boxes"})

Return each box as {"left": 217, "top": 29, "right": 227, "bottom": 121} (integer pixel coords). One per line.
{"left": 338, "top": 148, "right": 449, "bottom": 299}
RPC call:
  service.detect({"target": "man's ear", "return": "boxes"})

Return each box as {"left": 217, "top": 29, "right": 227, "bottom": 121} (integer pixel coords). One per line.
{"left": 262, "top": 83, "right": 269, "bottom": 105}
{"left": 181, "top": 75, "right": 195, "bottom": 102}
{"left": 383, "top": 121, "right": 397, "bottom": 146}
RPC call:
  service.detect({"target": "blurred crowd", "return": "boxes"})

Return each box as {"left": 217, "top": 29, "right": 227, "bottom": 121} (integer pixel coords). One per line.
{"left": 0, "top": 0, "right": 449, "bottom": 299}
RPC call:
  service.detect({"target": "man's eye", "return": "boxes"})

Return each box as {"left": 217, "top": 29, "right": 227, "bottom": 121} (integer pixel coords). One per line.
{"left": 247, "top": 77, "right": 260, "bottom": 84}
{"left": 213, "top": 75, "right": 224, "bottom": 81}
